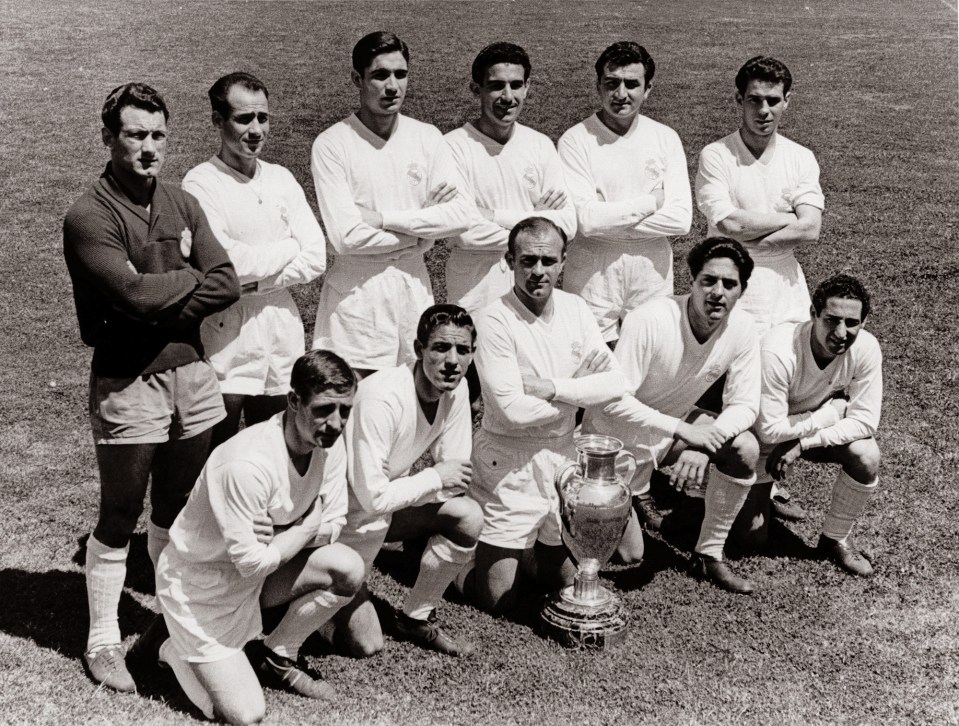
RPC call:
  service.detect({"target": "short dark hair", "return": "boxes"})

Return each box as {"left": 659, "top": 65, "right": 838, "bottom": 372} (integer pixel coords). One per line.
{"left": 208, "top": 72, "right": 268, "bottom": 118}
{"left": 812, "top": 274, "right": 871, "bottom": 320}
{"left": 471, "top": 42, "right": 531, "bottom": 84}
{"left": 594, "top": 41, "right": 655, "bottom": 85}
{"left": 687, "top": 236, "right": 755, "bottom": 291}
{"left": 290, "top": 349, "right": 357, "bottom": 400}
{"left": 352, "top": 31, "right": 409, "bottom": 76}
{"left": 507, "top": 216, "right": 568, "bottom": 258}
{"left": 416, "top": 304, "right": 476, "bottom": 346}
{"left": 735, "top": 55, "right": 792, "bottom": 96}
{"left": 101, "top": 83, "right": 169, "bottom": 135}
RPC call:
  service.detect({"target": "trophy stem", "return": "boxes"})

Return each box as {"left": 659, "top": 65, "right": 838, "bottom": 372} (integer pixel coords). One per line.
{"left": 572, "top": 559, "right": 601, "bottom": 602}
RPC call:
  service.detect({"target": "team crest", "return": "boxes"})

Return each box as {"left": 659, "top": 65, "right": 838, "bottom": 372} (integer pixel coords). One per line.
{"left": 703, "top": 364, "right": 723, "bottom": 383}
{"left": 279, "top": 205, "right": 289, "bottom": 226}
{"left": 407, "top": 162, "right": 424, "bottom": 186}
{"left": 775, "top": 186, "right": 794, "bottom": 212}
{"left": 523, "top": 166, "right": 538, "bottom": 190}
{"left": 645, "top": 156, "right": 666, "bottom": 181}
{"left": 570, "top": 341, "right": 583, "bottom": 365}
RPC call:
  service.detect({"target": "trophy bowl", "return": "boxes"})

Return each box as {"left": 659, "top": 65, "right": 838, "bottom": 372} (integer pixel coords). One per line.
{"left": 540, "top": 434, "right": 636, "bottom": 649}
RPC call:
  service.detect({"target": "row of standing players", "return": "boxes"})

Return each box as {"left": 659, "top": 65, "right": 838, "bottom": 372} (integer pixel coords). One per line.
{"left": 62, "top": 32, "right": 882, "bottom": 724}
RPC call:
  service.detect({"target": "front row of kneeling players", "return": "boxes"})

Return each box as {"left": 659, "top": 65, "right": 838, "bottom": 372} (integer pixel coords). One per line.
{"left": 139, "top": 221, "right": 881, "bottom": 722}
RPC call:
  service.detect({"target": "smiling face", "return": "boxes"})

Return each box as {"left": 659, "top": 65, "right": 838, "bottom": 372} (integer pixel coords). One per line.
{"left": 415, "top": 323, "right": 475, "bottom": 396}
{"left": 596, "top": 62, "right": 651, "bottom": 133}
{"left": 472, "top": 62, "right": 529, "bottom": 140}
{"left": 810, "top": 297, "right": 865, "bottom": 363}
{"left": 215, "top": 84, "right": 269, "bottom": 172}
{"left": 688, "top": 256, "right": 744, "bottom": 338}
{"left": 507, "top": 227, "right": 565, "bottom": 313}
{"left": 354, "top": 50, "right": 409, "bottom": 118}
{"left": 737, "top": 78, "right": 789, "bottom": 143}
{"left": 103, "top": 105, "right": 167, "bottom": 185}
{"left": 288, "top": 388, "right": 354, "bottom": 451}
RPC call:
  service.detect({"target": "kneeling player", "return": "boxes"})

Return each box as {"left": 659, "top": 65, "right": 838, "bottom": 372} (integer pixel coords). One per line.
{"left": 755, "top": 274, "right": 881, "bottom": 576}
{"left": 154, "top": 350, "right": 363, "bottom": 724}
{"left": 585, "top": 237, "right": 762, "bottom": 593}
{"left": 328, "top": 304, "right": 483, "bottom": 657}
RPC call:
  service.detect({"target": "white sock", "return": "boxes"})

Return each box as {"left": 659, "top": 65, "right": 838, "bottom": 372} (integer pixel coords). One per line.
{"left": 695, "top": 468, "right": 756, "bottom": 560}
{"left": 159, "top": 639, "right": 215, "bottom": 720}
{"left": 403, "top": 535, "right": 476, "bottom": 621}
{"left": 264, "top": 589, "right": 353, "bottom": 661}
{"left": 823, "top": 470, "right": 878, "bottom": 542}
{"left": 85, "top": 534, "right": 128, "bottom": 655}
{"left": 147, "top": 520, "right": 170, "bottom": 570}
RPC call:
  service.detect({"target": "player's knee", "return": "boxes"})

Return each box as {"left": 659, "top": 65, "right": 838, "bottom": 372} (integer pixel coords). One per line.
{"left": 214, "top": 690, "right": 266, "bottom": 725}
{"left": 718, "top": 431, "right": 759, "bottom": 479}
{"left": 97, "top": 502, "right": 144, "bottom": 541}
{"left": 444, "top": 496, "right": 484, "bottom": 542}
{"left": 326, "top": 546, "right": 366, "bottom": 597}
{"left": 844, "top": 438, "right": 881, "bottom": 481}
{"left": 348, "top": 632, "right": 384, "bottom": 659}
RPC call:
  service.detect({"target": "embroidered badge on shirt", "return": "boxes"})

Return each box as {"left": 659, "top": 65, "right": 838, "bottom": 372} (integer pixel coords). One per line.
{"left": 179, "top": 228, "right": 193, "bottom": 259}
{"left": 645, "top": 156, "right": 666, "bottom": 182}
{"left": 407, "top": 162, "right": 424, "bottom": 186}
{"left": 523, "top": 165, "right": 538, "bottom": 191}
{"left": 703, "top": 363, "right": 724, "bottom": 383}
{"left": 775, "top": 186, "right": 795, "bottom": 212}
{"left": 570, "top": 341, "right": 583, "bottom": 366}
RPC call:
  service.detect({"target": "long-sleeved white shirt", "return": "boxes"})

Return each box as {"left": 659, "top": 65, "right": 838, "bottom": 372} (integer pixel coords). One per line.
{"left": 182, "top": 156, "right": 326, "bottom": 290}
{"left": 587, "top": 295, "right": 760, "bottom": 444}
{"left": 166, "top": 412, "right": 348, "bottom": 580}
{"left": 755, "top": 320, "right": 883, "bottom": 450}
{"left": 445, "top": 122, "right": 576, "bottom": 252}
{"left": 310, "top": 113, "right": 471, "bottom": 263}
{"left": 695, "top": 130, "right": 825, "bottom": 261}
{"left": 474, "top": 288, "right": 627, "bottom": 440}
{"left": 344, "top": 364, "right": 472, "bottom": 529}
{"left": 558, "top": 113, "right": 692, "bottom": 248}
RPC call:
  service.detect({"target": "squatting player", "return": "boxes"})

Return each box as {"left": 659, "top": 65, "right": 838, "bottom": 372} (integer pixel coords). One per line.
{"left": 695, "top": 56, "right": 826, "bottom": 522}
{"left": 311, "top": 31, "right": 471, "bottom": 377}
{"left": 63, "top": 83, "right": 239, "bottom": 691}
{"left": 183, "top": 72, "right": 327, "bottom": 451}
{"left": 558, "top": 41, "right": 692, "bottom": 346}
{"left": 585, "top": 237, "right": 762, "bottom": 593}
{"left": 754, "top": 274, "right": 882, "bottom": 577}
{"left": 445, "top": 42, "right": 576, "bottom": 314}
{"left": 463, "top": 217, "right": 627, "bottom": 613}
{"left": 155, "top": 350, "right": 364, "bottom": 723}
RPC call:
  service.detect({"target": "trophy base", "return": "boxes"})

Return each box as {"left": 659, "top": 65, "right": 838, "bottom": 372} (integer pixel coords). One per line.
{"left": 540, "top": 586, "right": 628, "bottom": 650}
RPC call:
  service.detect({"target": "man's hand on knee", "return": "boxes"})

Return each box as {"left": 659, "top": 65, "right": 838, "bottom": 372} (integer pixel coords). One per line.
{"left": 669, "top": 449, "right": 710, "bottom": 491}
{"left": 766, "top": 439, "right": 802, "bottom": 481}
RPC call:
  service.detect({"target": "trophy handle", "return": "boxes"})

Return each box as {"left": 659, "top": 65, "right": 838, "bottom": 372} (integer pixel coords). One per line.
{"left": 615, "top": 450, "right": 638, "bottom": 493}
{"left": 554, "top": 461, "right": 578, "bottom": 518}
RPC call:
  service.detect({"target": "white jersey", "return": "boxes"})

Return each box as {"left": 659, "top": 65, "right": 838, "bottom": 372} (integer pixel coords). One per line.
{"left": 696, "top": 131, "right": 825, "bottom": 332}
{"left": 558, "top": 113, "right": 692, "bottom": 253}
{"left": 586, "top": 295, "right": 760, "bottom": 444}
{"left": 474, "top": 289, "right": 627, "bottom": 441}
{"left": 183, "top": 156, "right": 326, "bottom": 290}
{"left": 157, "top": 413, "right": 347, "bottom": 658}
{"left": 310, "top": 113, "right": 471, "bottom": 264}
{"left": 445, "top": 122, "right": 576, "bottom": 251}
{"left": 343, "top": 364, "right": 472, "bottom": 535}
{"left": 755, "top": 320, "right": 882, "bottom": 450}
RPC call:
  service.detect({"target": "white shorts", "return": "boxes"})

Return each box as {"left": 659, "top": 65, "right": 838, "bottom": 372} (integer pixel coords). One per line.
{"left": 445, "top": 248, "right": 511, "bottom": 314}
{"left": 737, "top": 253, "right": 811, "bottom": 335}
{"left": 468, "top": 429, "right": 574, "bottom": 550}
{"left": 155, "top": 550, "right": 263, "bottom": 664}
{"left": 563, "top": 238, "right": 673, "bottom": 341}
{"left": 201, "top": 289, "right": 304, "bottom": 397}
{"left": 312, "top": 257, "right": 434, "bottom": 371}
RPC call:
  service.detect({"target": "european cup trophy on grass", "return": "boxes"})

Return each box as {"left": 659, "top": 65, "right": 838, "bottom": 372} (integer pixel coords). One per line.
{"left": 541, "top": 434, "right": 636, "bottom": 649}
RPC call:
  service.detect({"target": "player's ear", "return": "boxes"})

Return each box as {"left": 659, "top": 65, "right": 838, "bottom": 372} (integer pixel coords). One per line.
{"left": 643, "top": 80, "right": 653, "bottom": 99}
{"left": 505, "top": 251, "right": 515, "bottom": 271}
{"left": 413, "top": 338, "right": 424, "bottom": 361}
{"left": 783, "top": 91, "right": 791, "bottom": 111}
{"left": 287, "top": 390, "right": 299, "bottom": 410}
{"left": 735, "top": 91, "right": 744, "bottom": 107}
{"left": 212, "top": 110, "right": 224, "bottom": 130}
{"left": 101, "top": 127, "right": 114, "bottom": 149}
{"left": 351, "top": 69, "right": 363, "bottom": 89}
{"left": 469, "top": 80, "right": 481, "bottom": 97}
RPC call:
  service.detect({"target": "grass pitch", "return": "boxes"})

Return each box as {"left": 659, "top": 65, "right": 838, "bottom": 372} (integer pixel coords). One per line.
{"left": 1, "top": 1, "right": 957, "bottom": 724}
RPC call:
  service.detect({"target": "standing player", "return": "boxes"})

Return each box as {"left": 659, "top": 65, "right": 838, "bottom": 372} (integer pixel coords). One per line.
{"left": 63, "top": 83, "right": 240, "bottom": 690}
{"left": 754, "top": 274, "right": 881, "bottom": 576}
{"left": 445, "top": 42, "right": 576, "bottom": 314}
{"left": 311, "top": 31, "right": 472, "bottom": 378}
{"left": 155, "top": 350, "right": 364, "bottom": 724}
{"left": 463, "top": 217, "right": 627, "bottom": 613}
{"left": 183, "top": 72, "right": 327, "bottom": 450}
{"left": 585, "top": 237, "right": 762, "bottom": 593}
{"left": 325, "top": 305, "right": 483, "bottom": 657}
{"left": 695, "top": 56, "right": 825, "bottom": 520}
{"left": 558, "top": 41, "right": 692, "bottom": 347}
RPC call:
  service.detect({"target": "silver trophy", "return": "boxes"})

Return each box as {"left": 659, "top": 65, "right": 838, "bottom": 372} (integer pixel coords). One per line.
{"left": 541, "top": 434, "right": 636, "bottom": 649}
